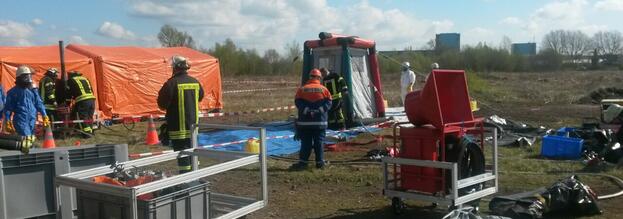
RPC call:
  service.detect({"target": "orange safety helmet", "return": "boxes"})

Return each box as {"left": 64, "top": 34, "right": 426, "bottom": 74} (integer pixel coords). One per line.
{"left": 310, "top": 69, "right": 322, "bottom": 77}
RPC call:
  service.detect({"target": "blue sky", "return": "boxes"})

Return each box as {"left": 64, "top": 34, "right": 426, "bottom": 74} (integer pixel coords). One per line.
{"left": 1, "top": 0, "right": 622, "bottom": 52}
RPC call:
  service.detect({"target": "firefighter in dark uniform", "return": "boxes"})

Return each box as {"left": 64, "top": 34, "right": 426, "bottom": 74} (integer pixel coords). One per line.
{"left": 320, "top": 68, "right": 348, "bottom": 130}
{"left": 158, "top": 55, "right": 204, "bottom": 173}
{"left": 67, "top": 71, "right": 96, "bottom": 137}
{"left": 39, "top": 68, "right": 59, "bottom": 122}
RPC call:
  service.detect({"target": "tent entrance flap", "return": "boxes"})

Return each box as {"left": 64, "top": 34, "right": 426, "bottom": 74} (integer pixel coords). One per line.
{"left": 349, "top": 48, "right": 377, "bottom": 120}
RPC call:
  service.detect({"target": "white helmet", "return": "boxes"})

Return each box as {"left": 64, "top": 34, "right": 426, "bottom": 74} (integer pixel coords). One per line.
{"left": 604, "top": 104, "right": 623, "bottom": 123}
{"left": 402, "top": 62, "right": 410, "bottom": 68}
{"left": 431, "top": 62, "right": 440, "bottom": 69}
{"left": 171, "top": 55, "right": 190, "bottom": 70}
{"left": 16, "top": 65, "right": 33, "bottom": 77}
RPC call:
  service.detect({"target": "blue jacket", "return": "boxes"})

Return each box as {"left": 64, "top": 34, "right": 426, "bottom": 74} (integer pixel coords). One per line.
{"left": 295, "top": 79, "right": 332, "bottom": 130}
{"left": 4, "top": 86, "right": 47, "bottom": 136}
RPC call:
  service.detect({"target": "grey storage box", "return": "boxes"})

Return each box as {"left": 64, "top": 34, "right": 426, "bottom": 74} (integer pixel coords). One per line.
{"left": 56, "top": 124, "right": 268, "bottom": 219}
{"left": 77, "top": 181, "right": 210, "bottom": 219}
{"left": 0, "top": 144, "right": 128, "bottom": 219}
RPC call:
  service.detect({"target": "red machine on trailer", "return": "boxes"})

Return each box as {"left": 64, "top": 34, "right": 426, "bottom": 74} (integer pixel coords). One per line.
{"left": 381, "top": 69, "right": 499, "bottom": 214}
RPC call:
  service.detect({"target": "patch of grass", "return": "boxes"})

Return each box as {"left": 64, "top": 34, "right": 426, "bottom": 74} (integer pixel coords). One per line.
{"left": 466, "top": 71, "right": 514, "bottom": 103}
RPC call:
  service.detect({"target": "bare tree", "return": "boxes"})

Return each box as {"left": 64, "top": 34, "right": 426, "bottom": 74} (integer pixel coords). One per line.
{"left": 593, "top": 31, "right": 623, "bottom": 55}
{"left": 263, "top": 49, "right": 280, "bottom": 64}
{"left": 424, "top": 39, "right": 435, "bottom": 50}
{"left": 500, "top": 35, "right": 512, "bottom": 53}
{"left": 565, "top": 30, "right": 591, "bottom": 62}
{"left": 542, "top": 30, "right": 567, "bottom": 54}
{"left": 284, "top": 40, "right": 301, "bottom": 62}
{"left": 157, "top": 24, "right": 196, "bottom": 48}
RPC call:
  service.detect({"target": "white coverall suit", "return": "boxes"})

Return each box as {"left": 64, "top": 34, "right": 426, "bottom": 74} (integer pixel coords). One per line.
{"left": 400, "top": 69, "right": 416, "bottom": 106}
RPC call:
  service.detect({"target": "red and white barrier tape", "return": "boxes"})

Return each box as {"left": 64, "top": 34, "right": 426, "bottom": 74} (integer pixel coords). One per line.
{"left": 48, "top": 105, "right": 296, "bottom": 125}
{"left": 200, "top": 105, "right": 295, "bottom": 118}
{"left": 223, "top": 80, "right": 298, "bottom": 85}
{"left": 223, "top": 87, "right": 296, "bottom": 94}
{"left": 127, "top": 120, "right": 396, "bottom": 158}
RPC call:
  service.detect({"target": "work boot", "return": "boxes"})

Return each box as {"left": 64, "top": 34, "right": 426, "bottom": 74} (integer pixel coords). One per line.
{"left": 288, "top": 162, "right": 308, "bottom": 171}
{"left": 315, "top": 161, "right": 325, "bottom": 169}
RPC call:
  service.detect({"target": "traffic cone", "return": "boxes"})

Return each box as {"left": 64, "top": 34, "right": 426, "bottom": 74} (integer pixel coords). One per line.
{"left": 145, "top": 115, "right": 160, "bottom": 145}
{"left": 42, "top": 126, "right": 56, "bottom": 148}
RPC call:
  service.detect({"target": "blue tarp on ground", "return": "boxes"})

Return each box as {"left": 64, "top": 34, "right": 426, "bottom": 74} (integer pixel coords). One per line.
{"left": 197, "top": 121, "right": 380, "bottom": 156}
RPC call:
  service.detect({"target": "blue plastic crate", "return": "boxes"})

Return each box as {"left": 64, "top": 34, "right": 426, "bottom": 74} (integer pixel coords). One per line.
{"left": 541, "top": 135, "right": 583, "bottom": 159}
{"left": 556, "top": 127, "right": 576, "bottom": 137}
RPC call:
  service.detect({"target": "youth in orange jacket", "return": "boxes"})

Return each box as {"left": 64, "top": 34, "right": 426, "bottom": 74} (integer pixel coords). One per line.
{"left": 290, "top": 69, "right": 332, "bottom": 170}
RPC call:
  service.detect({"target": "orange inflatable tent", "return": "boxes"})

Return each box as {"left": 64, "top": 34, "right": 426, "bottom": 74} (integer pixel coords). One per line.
{"left": 0, "top": 45, "right": 100, "bottom": 112}
{"left": 143, "top": 47, "right": 222, "bottom": 113}
{"left": 66, "top": 44, "right": 222, "bottom": 118}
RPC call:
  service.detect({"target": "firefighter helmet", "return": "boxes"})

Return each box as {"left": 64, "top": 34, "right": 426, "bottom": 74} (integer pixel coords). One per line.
{"left": 171, "top": 55, "right": 191, "bottom": 70}
{"left": 310, "top": 69, "right": 322, "bottom": 77}
{"left": 16, "top": 65, "right": 33, "bottom": 77}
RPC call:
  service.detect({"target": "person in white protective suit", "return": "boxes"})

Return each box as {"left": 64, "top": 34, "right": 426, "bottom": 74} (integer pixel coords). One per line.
{"left": 400, "top": 62, "right": 416, "bottom": 106}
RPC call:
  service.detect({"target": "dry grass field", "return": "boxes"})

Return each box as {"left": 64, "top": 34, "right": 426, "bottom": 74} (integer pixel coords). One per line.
{"left": 44, "top": 70, "right": 623, "bottom": 218}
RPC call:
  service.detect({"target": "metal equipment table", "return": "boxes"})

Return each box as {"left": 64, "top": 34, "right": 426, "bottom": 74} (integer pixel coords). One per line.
{"left": 382, "top": 128, "right": 498, "bottom": 214}
{"left": 55, "top": 124, "right": 268, "bottom": 219}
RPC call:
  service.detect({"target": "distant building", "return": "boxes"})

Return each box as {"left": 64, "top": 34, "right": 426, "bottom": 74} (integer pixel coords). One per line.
{"left": 435, "top": 33, "right": 460, "bottom": 52}
{"left": 511, "top": 43, "right": 537, "bottom": 56}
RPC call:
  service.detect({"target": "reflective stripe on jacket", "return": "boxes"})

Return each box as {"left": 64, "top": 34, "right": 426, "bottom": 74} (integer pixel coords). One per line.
{"left": 39, "top": 76, "right": 57, "bottom": 110}
{"left": 157, "top": 72, "right": 205, "bottom": 140}
{"left": 295, "top": 79, "right": 332, "bottom": 129}
{"left": 323, "top": 73, "right": 347, "bottom": 100}
{"left": 68, "top": 75, "right": 95, "bottom": 103}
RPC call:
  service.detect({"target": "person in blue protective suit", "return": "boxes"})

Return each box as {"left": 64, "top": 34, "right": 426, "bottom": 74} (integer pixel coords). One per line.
{"left": 2, "top": 66, "right": 50, "bottom": 150}
{"left": 0, "top": 85, "right": 5, "bottom": 118}
{"left": 289, "top": 68, "right": 332, "bottom": 170}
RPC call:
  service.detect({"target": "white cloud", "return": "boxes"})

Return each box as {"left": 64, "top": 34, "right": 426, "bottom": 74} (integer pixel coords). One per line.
{"left": 508, "top": 0, "right": 609, "bottom": 42}
{"left": 132, "top": 1, "right": 175, "bottom": 17}
{"left": 463, "top": 27, "right": 497, "bottom": 46}
{"left": 69, "top": 35, "right": 88, "bottom": 45}
{"left": 595, "top": 0, "right": 623, "bottom": 11}
{"left": 530, "top": 0, "right": 588, "bottom": 31}
{"left": 0, "top": 20, "right": 34, "bottom": 45}
{"left": 140, "top": 35, "right": 160, "bottom": 47}
{"left": 31, "top": 18, "right": 43, "bottom": 25}
{"left": 128, "top": 0, "right": 455, "bottom": 51}
{"left": 96, "top": 21, "right": 136, "bottom": 40}
{"left": 499, "top": 17, "right": 522, "bottom": 25}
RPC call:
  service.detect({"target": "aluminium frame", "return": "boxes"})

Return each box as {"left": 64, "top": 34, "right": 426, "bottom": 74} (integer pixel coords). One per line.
{"left": 54, "top": 124, "right": 268, "bottom": 219}
{"left": 382, "top": 128, "right": 498, "bottom": 208}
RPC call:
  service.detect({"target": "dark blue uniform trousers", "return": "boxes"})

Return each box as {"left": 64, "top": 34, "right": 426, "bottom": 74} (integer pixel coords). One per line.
{"left": 298, "top": 129, "right": 325, "bottom": 164}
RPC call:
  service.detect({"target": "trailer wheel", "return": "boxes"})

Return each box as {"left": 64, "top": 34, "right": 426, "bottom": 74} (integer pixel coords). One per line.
{"left": 391, "top": 197, "right": 405, "bottom": 215}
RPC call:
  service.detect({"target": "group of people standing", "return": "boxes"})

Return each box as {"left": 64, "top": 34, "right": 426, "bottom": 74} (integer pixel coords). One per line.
{"left": 0, "top": 65, "right": 96, "bottom": 146}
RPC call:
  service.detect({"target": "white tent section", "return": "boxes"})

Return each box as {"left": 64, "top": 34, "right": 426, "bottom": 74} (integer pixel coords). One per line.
{"left": 349, "top": 48, "right": 377, "bottom": 120}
